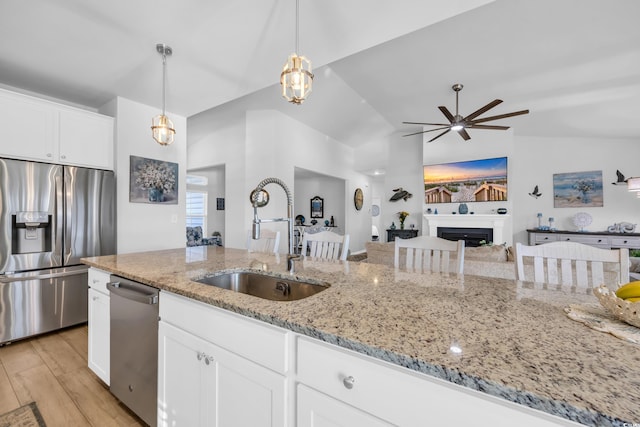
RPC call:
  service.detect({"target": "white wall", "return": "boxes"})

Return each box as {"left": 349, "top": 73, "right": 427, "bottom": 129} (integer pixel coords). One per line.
{"left": 511, "top": 135, "right": 640, "bottom": 245}
{"left": 187, "top": 109, "right": 371, "bottom": 254}
{"left": 109, "top": 97, "right": 187, "bottom": 254}
{"left": 295, "top": 173, "right": 345, "bottom": 232}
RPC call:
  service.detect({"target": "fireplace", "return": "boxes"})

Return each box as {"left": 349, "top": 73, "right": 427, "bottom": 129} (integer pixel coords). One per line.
{"left": 423, "top": 213, "right": 509, "bottom": 245}
{"left": 437, "top": 227, "right": 493, "bottom": 247}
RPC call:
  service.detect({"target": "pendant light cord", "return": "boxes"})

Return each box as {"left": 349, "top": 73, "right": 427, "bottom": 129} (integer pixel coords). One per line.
{"left": 162, "top": 53, "right": 167, "bottom": 116}
{"left": 295, "top": 0, "right": 299, "bottom": 54}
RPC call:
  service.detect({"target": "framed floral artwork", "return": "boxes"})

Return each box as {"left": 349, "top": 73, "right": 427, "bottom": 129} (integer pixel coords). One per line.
{"left": 553, "top": 170, "right": 603, "bottom": 208}
{"left": 129, "top": 155, "right": 179, "bottom": 204}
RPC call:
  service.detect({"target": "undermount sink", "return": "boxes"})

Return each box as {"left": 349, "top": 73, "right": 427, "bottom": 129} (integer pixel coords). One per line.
{"left": 194, "top": 271, "right": 330, "bottom": 301}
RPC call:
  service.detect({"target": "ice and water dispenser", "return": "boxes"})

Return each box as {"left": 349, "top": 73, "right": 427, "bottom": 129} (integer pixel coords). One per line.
{"left": 11, "top": 212, "right": 52, "bottom": 254}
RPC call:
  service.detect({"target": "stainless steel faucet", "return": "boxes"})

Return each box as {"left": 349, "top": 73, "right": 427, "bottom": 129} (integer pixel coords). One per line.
{"left": 250, "top": 177, "right": 300, "bottom": 272}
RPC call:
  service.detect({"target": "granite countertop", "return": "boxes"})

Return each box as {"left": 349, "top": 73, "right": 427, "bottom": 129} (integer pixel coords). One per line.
{"left": 82, "top": 246, "right": 640, "bottom": 427}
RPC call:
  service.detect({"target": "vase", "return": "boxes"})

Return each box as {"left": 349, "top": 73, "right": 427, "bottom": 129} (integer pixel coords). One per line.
{"left": 400, "top": 220, "right": 405, "bottom": 230}
{"left": 458, "top": 203, "right": 468, "bottom": 214}
{"left": 148, "top": 188, "right": 164, "bottom": 202}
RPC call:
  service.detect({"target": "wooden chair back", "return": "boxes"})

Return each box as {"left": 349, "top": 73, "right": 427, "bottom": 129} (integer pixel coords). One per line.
{"left": 515, "top": 241, "right": 629, "bottom": 287}
{"left": 301, "top": 231, "right": 350, "bottom": 261}
{"left": 246, "top": 229, "right": 281, "bottom": 254}
{"left": 394, "top": 235, "right": 465, "bottom": 274}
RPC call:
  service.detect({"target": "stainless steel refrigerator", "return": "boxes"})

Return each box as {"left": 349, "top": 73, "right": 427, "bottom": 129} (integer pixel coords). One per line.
{"left": 0, "top": 158, "right": 115, "bottom": 344}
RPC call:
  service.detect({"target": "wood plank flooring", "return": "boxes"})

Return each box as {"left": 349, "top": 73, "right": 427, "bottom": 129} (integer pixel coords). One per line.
{"left": 0, "top": 324, "right": 146, "bottom": 426}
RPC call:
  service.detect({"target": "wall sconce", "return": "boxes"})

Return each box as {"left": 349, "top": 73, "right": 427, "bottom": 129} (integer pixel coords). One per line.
{"left": 280, "top": 0, "right": 313, "bottom": 104}
{"left": 151, "top": 43, "right": 176, "bottom": 145}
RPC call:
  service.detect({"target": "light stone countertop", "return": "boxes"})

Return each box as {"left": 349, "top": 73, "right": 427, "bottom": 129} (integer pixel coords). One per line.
{"left": 82, "top": 246, "right": 640, "bottom": 427}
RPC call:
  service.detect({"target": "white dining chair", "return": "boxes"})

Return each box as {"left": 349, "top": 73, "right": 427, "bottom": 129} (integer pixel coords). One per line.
{"left": 300, "top": 230, "right": 350, "bottom": 261}
{"left": 515, "top": 241, "right": 629, "bottom": 288}
{"left": 394, "top": 235, "right": 465, "bottom": 274}
{"left": 246, "top": 229, "right": 281, "bottom": 254}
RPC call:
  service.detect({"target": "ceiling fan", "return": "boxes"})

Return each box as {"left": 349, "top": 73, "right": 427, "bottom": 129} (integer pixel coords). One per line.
{"left": 402, "top": 84, "right": 529, "bottom": 142}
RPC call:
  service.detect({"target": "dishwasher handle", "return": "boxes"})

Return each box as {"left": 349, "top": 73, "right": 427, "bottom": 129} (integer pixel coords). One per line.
{"left": 107, "top": 281, "right": 158, "bottom": 305}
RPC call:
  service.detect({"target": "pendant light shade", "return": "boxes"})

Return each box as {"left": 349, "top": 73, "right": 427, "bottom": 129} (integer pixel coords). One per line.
{"left": 280, "top": 0, "right": 313, "bottom": 104}
{"left": 628, "top": 177, "right": 640, "bottom": 192}
{"left": 151, "top": 43, "right": 175, "bottom": 145}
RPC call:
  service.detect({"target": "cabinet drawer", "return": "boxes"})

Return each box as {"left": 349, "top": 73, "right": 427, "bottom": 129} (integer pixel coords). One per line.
{"left": 610, "top": 236, "right": 640, "bottom": 248}
{"left": 559, "top": 235, "right": 609, "bottom": 247}
{"left": 160, "top": 291, "right": 289, "bottom": 374}
{"left": 533, "top": 233, "right": 558, "bottom": 244}
{"left": 88, "top": 268, "right": 111, "bottom": 294}
{"left": 296, "top": 337, "right": 576, "bottom": 426}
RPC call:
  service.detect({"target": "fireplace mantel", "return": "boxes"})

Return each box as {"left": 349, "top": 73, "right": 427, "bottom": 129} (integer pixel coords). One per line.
{"left": 424, "top": 214, "right": 510, "bottom": 244}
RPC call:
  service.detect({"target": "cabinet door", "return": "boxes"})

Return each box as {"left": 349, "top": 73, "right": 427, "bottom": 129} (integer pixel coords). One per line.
{"left": 215, "top": 342, "right": 286, "bottom": 427}
{"left": 0, "top": 89, "right": 57, "bottom": 162}
{"left": 297, "top": 385, "right": 392, "bottom": 427}
{"left": 58, "top": 109, "right": 114, "bottom": 169}
{"left": 158, "top": 321, "right": 216, "bottom": 427}
{"left": 87, "top": 288, "right": 110, "bottom": 385}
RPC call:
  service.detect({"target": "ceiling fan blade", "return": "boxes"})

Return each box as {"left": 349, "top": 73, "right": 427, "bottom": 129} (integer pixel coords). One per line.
{"left": 402, "top": 121, "right": 451, "bottom": 126}
{"left": 464, "top": 99, "right": 503, "bottom": 121}
{"left": 468, "top": 124, "right": 510, "bottom": 130}
{"left": 470, "top": 109, "right": 530, "bottom": 125}
{"left": 402, "top": 126, "right": 450, "bottom": 137}
{"left": 438, "top": 106, "right": 455, "bottom": 123}
{"left": 457, "top": 128, "right": 471, "bottom": 140}
{"left": 428, "top": 128, "right": 451, "bottom": 143}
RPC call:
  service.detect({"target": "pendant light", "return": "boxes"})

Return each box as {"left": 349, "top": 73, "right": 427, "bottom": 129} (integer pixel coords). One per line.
{"left": 280, "top": 0, "right": 313, "bottom": 104}
{"left": 151, "top": 43, "right": 176, "bottom": 145}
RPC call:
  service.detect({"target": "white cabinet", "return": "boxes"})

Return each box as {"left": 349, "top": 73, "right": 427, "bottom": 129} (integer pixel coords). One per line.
{"left": 0, "top": 88, "right": 113, "bottom": 170}
{"left": 296, "top": 337, "right": 578, "bottom": 427}
{"left": 0, "top": 88, "right": 57, "bottom": 161}
{"left": 87, "top": 268, "right": 111, "bottom": 385}
{"left": 58, "top": 108, "right": 113, "bottom": 169}
{"left": 158, "top": 292, "right": 287, "bottom": 427}
{"left": 297, "top": 384, "right": 392, "bottom": 427}
{"left": 528, "top": 229, "right": 640, "bottom": 250}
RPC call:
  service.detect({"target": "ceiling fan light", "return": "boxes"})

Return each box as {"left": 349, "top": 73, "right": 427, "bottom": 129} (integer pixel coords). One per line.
{"left": 151, "top": 114, "right": 175, "bottom": 145}
{"left": 451, "top": 124, "right": 464, "bottom": 131}
{"left": 281, "top": 53, "right": 313, "bottom": 104}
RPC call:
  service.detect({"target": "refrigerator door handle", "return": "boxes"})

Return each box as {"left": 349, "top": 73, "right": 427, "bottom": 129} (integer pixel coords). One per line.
{"left": 107, "top": 282, "right": 159, "bottom": 305}
{"left": 54, "top": 171, "right": 65, "bottom": 265}
{"left": 0, "top": 269, "right": 87, "bottom": 283}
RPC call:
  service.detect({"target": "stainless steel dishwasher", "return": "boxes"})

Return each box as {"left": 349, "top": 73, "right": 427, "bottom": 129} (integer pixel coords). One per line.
{"left": 107, "top": 275, "right": 159, "bottom": 427}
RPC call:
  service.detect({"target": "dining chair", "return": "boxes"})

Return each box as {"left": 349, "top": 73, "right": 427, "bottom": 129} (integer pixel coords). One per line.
{"left": 394, "top": 235, "right": 465, "bottom": 274}
{"left": 300, "top": 230, "right": 350, "bottom": 261}
{"left": 515, "top": 241, "right": 629, "bottom": 288}
{"left": 246, "top": 229, "right": 281, "bottom": 254}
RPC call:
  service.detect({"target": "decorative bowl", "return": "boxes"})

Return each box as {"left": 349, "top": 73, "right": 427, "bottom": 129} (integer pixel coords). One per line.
{"left": 593, "top": 285, "right": 640, "bottom": 328}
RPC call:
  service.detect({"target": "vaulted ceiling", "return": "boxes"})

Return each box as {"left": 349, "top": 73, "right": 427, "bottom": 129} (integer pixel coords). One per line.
{"left": 2, "top": 0, "right": 639, "bottom": 150}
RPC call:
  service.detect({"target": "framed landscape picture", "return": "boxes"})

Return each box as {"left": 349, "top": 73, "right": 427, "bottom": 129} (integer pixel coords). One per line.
{"left": 553, "top": 170, "right": 603, "bottom": 208}
{"left": 423, "top": 157, "right": 508, "bottom": 204}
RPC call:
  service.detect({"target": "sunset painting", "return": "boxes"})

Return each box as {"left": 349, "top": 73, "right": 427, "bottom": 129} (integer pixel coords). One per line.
{"left": 423, "top": 157, "right": 508, "bottom": 204}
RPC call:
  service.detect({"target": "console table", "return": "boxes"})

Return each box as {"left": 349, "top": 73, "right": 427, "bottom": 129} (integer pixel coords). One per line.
{"left": 387, "top": 229, "right": 418, "bottom": 242}
{"left": 527, "top": 229, "right": 640, "bottom": 250}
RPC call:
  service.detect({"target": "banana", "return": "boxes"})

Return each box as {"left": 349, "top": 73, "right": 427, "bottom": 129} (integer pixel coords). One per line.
{"left": 626, "top": 297, "right": 640, "bottom": 303}
{"left": 615, "top": 281, "right": 640, "bottom": 300}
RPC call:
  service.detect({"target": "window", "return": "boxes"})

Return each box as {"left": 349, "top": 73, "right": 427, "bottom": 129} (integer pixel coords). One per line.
{"left": 186, "top": 190, "right": 207, "bottom": 233}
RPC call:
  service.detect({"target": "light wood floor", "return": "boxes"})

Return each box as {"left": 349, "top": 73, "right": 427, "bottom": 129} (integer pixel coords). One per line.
{"left": 0, "top": 324, "right": 146, "bottom": 426}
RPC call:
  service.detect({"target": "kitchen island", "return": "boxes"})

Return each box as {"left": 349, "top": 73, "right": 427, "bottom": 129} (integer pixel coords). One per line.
{"left": 82, "top": 246, "right": 639, "bottom": 426}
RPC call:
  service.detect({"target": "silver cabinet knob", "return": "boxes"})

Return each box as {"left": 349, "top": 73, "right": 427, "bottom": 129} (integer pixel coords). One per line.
{"left": 92, "top": 296, "right": 99, "bottom": 301}
{"left": 61, "top": 154, "right": 66, "bottom": 159}
{"left": 46, "top": 153, "right": 52, "bottom": 157}
{"left": 205, "top": 355, "right": 214, "bottom": 365}
{"left": 197, "top": 351, "right": 204, "bottom": 361}
{"left": 343, "top": 376, "right": 355, "bottom": 389}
